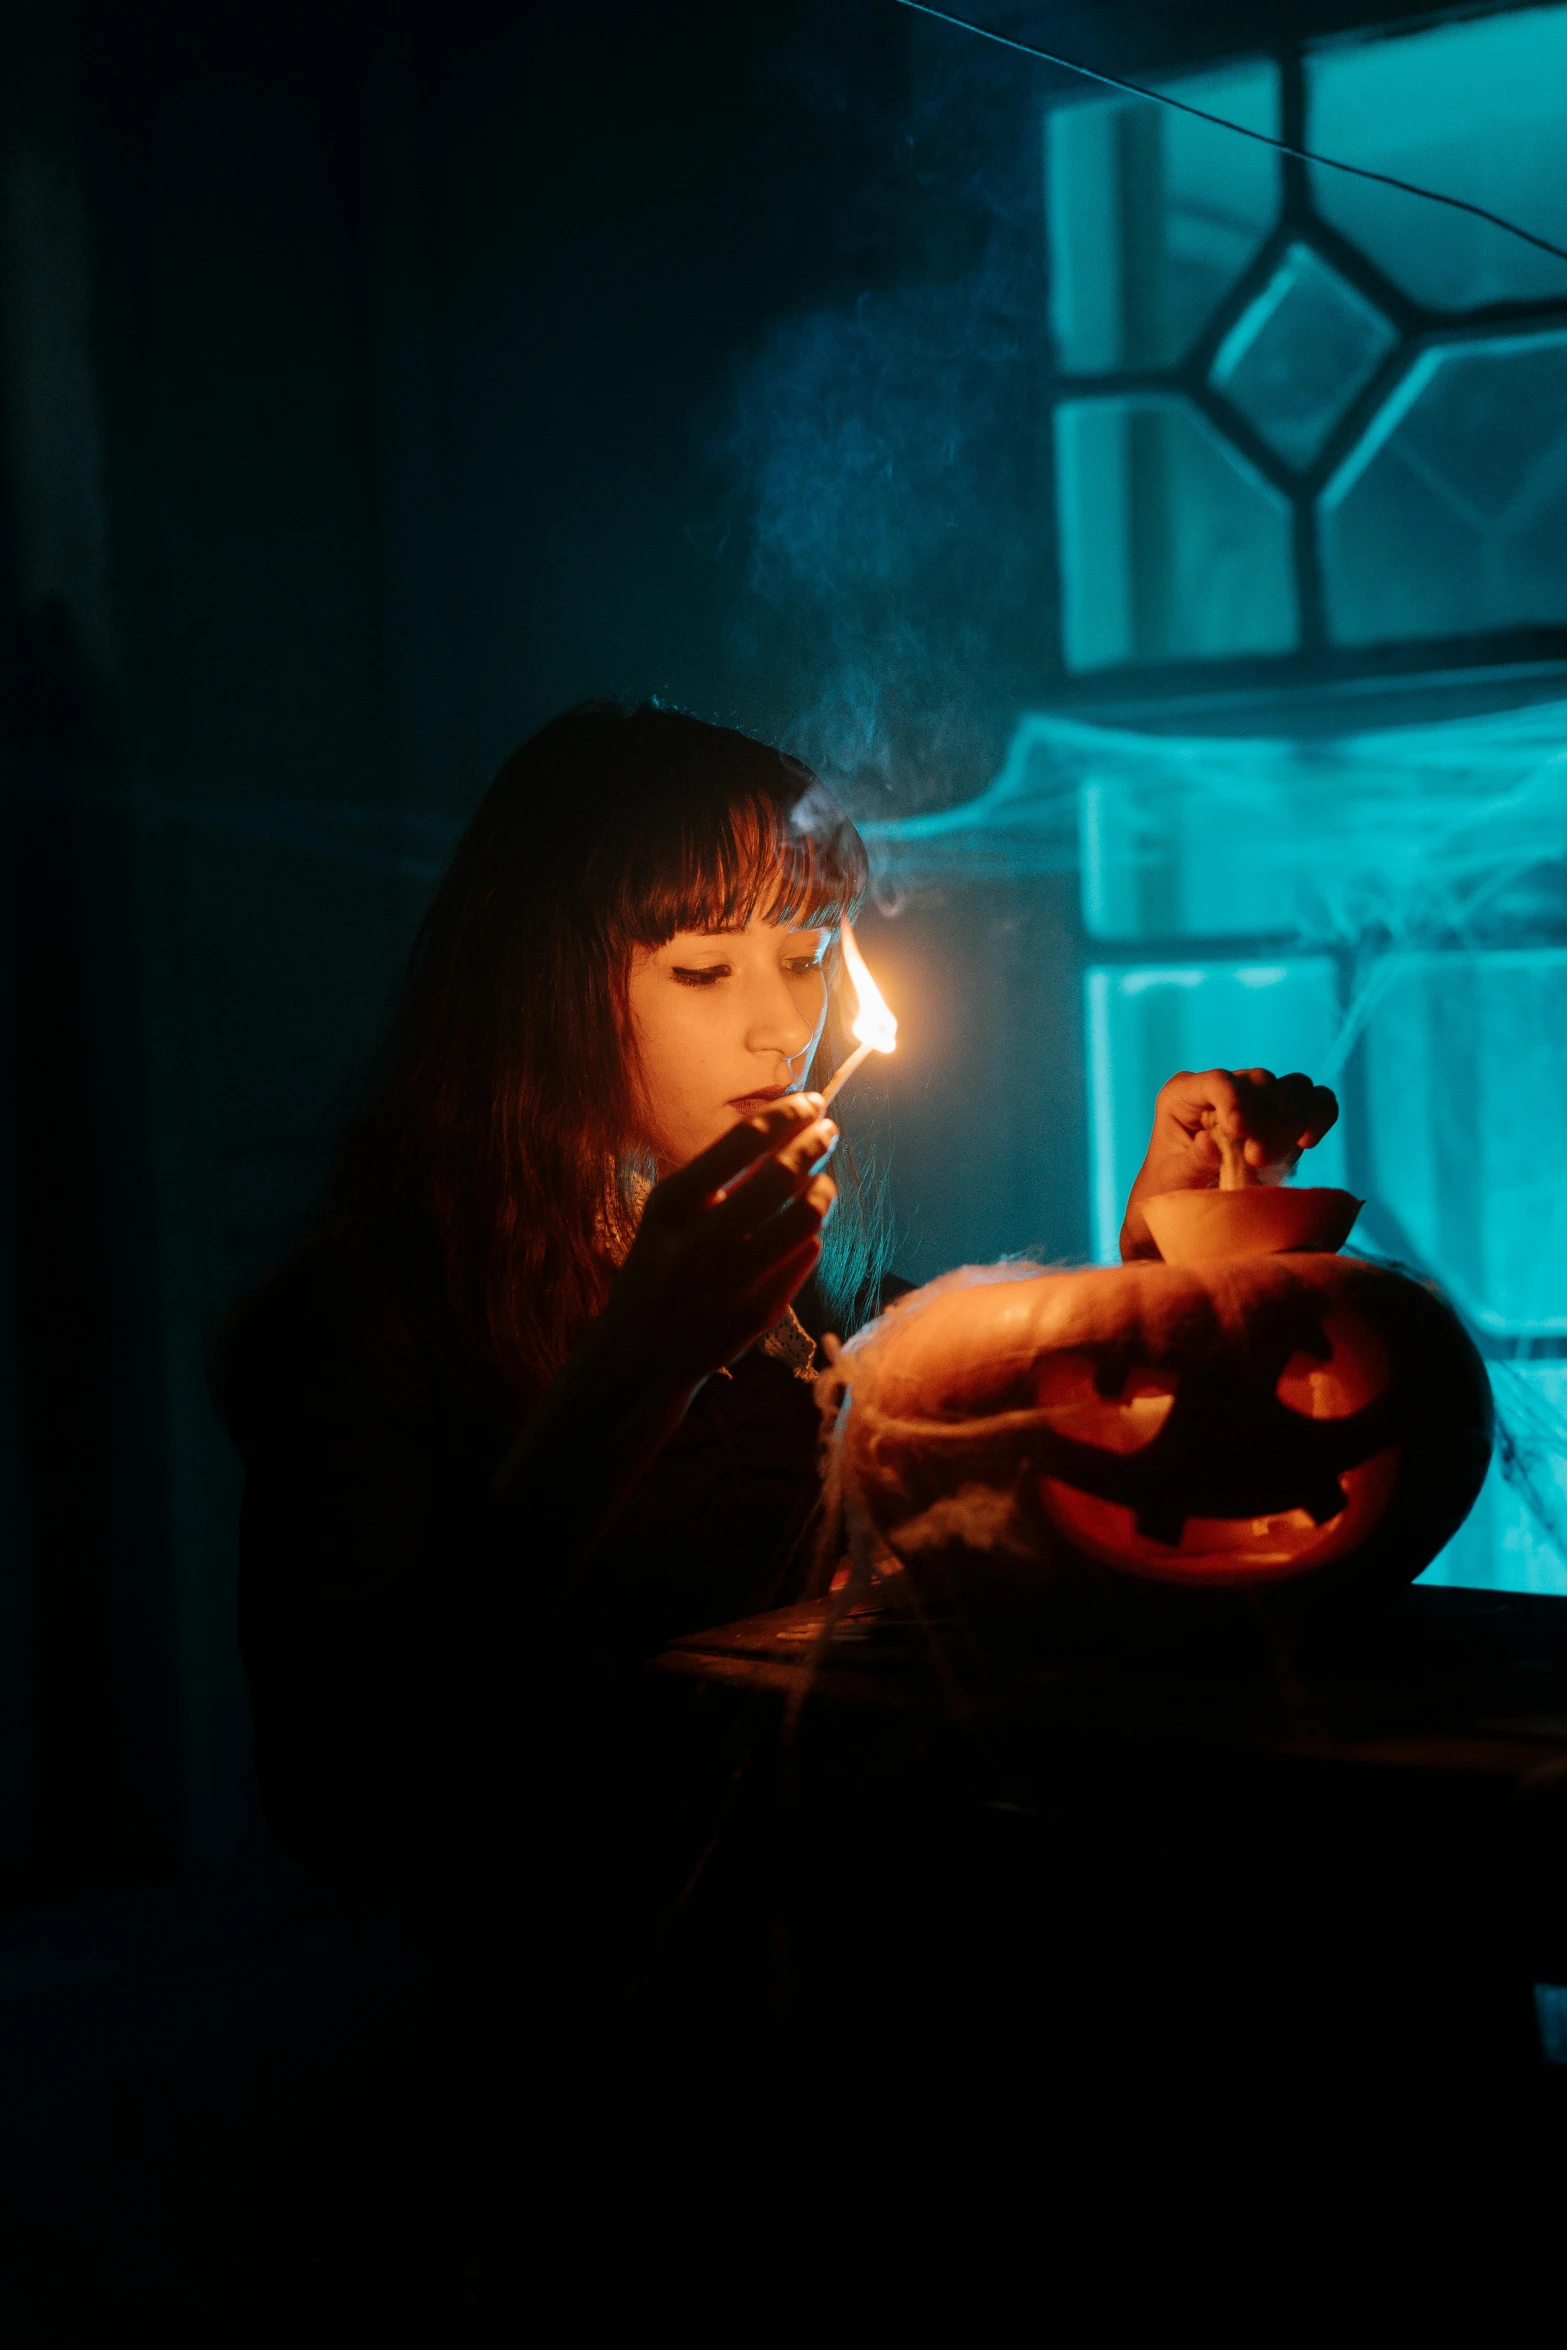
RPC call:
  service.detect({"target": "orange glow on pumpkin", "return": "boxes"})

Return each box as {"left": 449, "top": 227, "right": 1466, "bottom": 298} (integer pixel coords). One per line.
{"left": 1039, "top": 1451, "right": 1402, "bottom": 1583}
{"left": 828, "top": 1251, "right": 1493, "bottom": 1608}
{"left": 1034, "top": 1302, "right": 1399, "bottom": 1583}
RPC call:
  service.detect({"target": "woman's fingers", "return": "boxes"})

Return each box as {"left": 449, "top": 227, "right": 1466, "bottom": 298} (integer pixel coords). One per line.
{"left": 706, "top": 1209, "right": 832, "bottom": 1365}
{"left": 1297, "top": 1081, "right": 1339, "bottom": 1147}
{"left": 707, "top": 1117, "right": 838, "bottom": 1235}
{"left": 733, "top": 1172, "right": 837, "bottom": 1283}
{"left": 652, "top": 1094, "right": 823, "bottom": 1212}
{"left": 1157, "top": 1067, "right": 1250, "bottom": 1139}
{"left": 1160, "top": 1068, "right": 1339, "bottom": 1155}
{"left": 733, "top": 1233, "right": 824, "bottom": 1339}
{"left": 616, "top": 1109, "right": 837, "bottom": 1382}
{"left": 1237, "top": 1071, "right": 1340, "bottom": 1164}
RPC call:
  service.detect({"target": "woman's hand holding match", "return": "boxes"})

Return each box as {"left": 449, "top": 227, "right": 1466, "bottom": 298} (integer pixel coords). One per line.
{"left": 603, "top": 1094, "right": 838, "bottom": 1389}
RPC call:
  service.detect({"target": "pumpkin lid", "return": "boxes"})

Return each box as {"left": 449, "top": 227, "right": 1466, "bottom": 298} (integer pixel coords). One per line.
{"left": 1142, "top": 1186, "right": 1363, "bottom": 1264}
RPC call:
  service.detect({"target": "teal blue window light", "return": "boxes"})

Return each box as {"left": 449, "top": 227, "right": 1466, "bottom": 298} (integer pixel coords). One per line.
{"left": 1074, "top": 699, "right": 1567, "bottom": 947}
{"left": 1322, "top": 331, "right": 1567, "bottom": 645}
{"left": 1306, "top": 5, "right": 1567, "bottom": 311}
{"left": 1063, "top": 706, "right": 1567, "bottom": 1595}
{"left": 1047, "top": 60, "right": 1280, "bottom": 372}
{"left": 1209, "top": 243, "right": 1397, "bottom": 471}
{"left": 1369, "top": 941, "right": 1567, "bottom": 1598}
{"left": 1361, "top": 952, "right": 1567, "bottom": 1338}
{"left": 1034, "top": 11, "right": 1567, "bottom": 1592}
{"left": 1085, "top": 960, "right": 1350, "bottom": 1265}
{"left": 865, "top": 704, "right": 1567, "bottom": 1591}
{"left": 1055, "top": 397, "right": 1296, "bottom": 670}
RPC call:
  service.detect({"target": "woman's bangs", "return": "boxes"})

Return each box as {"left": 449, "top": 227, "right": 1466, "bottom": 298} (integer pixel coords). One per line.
{"left": 633, "top": 788, "right": 868, "bottom": 940}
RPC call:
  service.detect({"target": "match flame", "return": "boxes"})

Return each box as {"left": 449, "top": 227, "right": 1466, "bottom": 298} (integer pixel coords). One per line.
{"left": 841, "top": 920, "right": 897, "bottom": 1054}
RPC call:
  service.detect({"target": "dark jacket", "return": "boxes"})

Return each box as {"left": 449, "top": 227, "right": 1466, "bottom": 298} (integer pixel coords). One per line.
{"left": 219, "top": 1240, "right": 862, "bottom": 1890}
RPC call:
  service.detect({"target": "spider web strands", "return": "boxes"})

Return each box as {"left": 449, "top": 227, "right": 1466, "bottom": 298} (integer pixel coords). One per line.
{"left": 863, "top": 699, "right": 1567, "bottom": 977}
{"left": 892, "top": 0, "right": 1567, "bottom": 270}
{"left": 867, "top": 697, "right": 1567, "bottom": 1582}
{"left": 1346, "top": 1227, "right": 1567, "bottom": 1571}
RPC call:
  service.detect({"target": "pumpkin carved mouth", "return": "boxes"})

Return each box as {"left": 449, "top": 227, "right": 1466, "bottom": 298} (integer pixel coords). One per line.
{"left": 1040, "top": 1451, "right": 1402, "bottom": 1582}
{"left": 1032, "top": 1305, "right": 1401, "bottom": 1584}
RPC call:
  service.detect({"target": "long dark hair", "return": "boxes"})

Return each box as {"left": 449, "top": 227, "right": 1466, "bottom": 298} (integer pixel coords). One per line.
{"left": 325, "top": 702, "right": 890, "bottom": 1400}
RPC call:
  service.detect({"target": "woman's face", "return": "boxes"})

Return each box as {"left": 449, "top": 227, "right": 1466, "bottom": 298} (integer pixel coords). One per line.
{"left": 626, "top": 917, "right": 832, "bottom": 1170}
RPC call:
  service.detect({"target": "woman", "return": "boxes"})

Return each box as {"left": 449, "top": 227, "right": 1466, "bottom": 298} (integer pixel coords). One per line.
{"left": 218, "top": 701, "right": 1337, "bottom": 1890}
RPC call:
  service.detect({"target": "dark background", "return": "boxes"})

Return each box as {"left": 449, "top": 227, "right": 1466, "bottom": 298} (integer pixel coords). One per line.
{"left": 0, "top": 0, "right": 1455, "bottom": 1912}
{"left": 8, "top": 1, "right": 1550, "bottom": 2324}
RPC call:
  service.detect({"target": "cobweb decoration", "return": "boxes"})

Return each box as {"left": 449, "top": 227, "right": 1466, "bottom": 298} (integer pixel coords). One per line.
{"left": 815, "top": 1262, "right": 1055, "bottom": 1607}
{"left": 864, "top": 696, "right": 1567, "bottom": 1590}
{"left": 862, "top": 697, "right": 1567, "bottom": 935}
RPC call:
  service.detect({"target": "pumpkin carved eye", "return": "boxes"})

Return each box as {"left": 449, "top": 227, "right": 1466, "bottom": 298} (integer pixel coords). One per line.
{"left": 1274, "top": 1307, "right": 1389, "bottom": 1421}
{"left": 1033, "top": 1352, "right": 1176, "bottom": 1454}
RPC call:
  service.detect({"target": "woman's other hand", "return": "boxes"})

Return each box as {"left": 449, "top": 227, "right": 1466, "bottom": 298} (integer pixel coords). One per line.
{"left": 1120, "top": 1067, "right": 1338, "bottom": 1262}
{"left": 602, "top": 1093, "right": 837, "bottom": 1390}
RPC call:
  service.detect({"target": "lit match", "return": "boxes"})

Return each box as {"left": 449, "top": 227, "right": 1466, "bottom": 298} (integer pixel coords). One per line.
{"left": 817, "top": 920, "right": 898, "bottom": 1108}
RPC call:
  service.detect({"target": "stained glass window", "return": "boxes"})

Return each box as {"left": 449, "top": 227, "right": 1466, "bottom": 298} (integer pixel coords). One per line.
{"left": 1046, "top": 5, "right": 1567, "bottom": 667}
{"left": 1208, "top": 243, "right": 1397, "bottom": 472}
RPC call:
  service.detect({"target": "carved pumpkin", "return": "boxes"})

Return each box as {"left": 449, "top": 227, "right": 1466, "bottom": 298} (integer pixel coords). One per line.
{"left": 822, "top": 1252, "right": 1492, "bottom": 1608}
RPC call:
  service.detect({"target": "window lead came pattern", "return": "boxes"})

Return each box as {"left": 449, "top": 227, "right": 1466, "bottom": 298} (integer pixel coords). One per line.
{"left": 1046, "top": 11, "right": 1567, "bottom": 666}
{"left": 1209, "top": 243, "right": 1398, "bottom": 471}
{"left": 1321, "top": 330, "right": 1567, "bottom": 646}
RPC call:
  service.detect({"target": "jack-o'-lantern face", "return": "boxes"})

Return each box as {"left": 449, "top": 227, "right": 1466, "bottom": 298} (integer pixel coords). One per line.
{"left": 1033, "top": 1305, "right": 1399, "bottom": 1584}
{"left": 839, "top": 1254, "right": 1493, "bottom": 1605}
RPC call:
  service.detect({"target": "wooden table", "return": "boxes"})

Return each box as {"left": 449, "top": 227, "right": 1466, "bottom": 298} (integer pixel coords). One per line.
{"left": 621, "top": 1580, "right": 1567, "bottom": 2112}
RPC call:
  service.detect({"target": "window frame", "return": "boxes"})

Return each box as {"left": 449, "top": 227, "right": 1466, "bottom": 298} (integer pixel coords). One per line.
{"left": 1040, "top": 8, "right": 1567, "bottom": 704}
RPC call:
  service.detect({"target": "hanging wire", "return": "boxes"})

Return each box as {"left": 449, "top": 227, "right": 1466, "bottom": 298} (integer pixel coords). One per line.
{"left": 893, "top": 0, "right": 1567, "bottom": 270}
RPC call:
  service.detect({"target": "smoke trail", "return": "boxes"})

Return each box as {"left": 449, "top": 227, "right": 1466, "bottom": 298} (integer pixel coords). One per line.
{"left": 719, "top": 234, "right": 1040, "bottom": 818}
